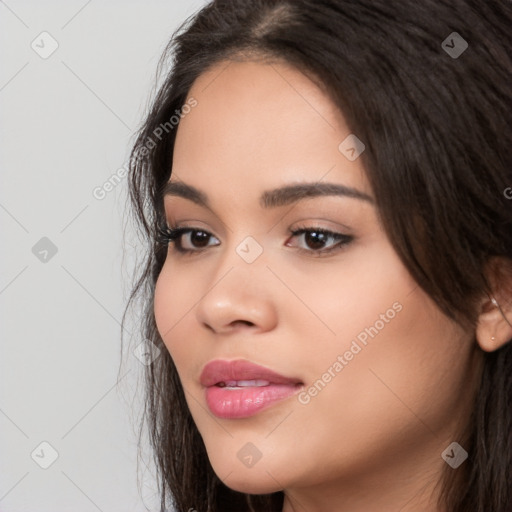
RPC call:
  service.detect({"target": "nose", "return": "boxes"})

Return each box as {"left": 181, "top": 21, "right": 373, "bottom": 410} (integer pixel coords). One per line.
{"left": 195, "top": 260, "right": 278, "bottom": 336}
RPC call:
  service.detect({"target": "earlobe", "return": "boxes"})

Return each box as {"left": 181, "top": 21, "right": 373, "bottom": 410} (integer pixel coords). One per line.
{"left": 475, "top": 295, "right": 512, "bottom": 352}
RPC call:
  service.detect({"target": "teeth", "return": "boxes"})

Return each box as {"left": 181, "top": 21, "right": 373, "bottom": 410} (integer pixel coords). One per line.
{"left": 238, "top": 380, "right": 270, "bottom": 387}
{"left": 218, "top": 380, "right": 270, "bottom": 388}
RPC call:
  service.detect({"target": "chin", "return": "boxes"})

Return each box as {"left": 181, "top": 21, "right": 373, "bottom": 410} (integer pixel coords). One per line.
{"left": 211, "top": 461, "right": 285, "bottom": 495}
{"left": 223, "top": 477, "right": 282, "bottom": 496}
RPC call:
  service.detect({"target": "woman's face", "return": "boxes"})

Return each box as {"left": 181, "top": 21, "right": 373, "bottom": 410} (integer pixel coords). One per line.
{"left": 154, "top": 60, "right": 479, "bottom": 509}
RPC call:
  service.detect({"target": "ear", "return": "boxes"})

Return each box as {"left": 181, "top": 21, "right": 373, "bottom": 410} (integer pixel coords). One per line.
{"left": 475, "top": 258, "right": 512, "bottom": 352}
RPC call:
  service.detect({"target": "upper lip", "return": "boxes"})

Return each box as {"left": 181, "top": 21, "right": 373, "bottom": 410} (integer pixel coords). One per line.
{"left": 200, "top": 359, "right": 303, "bottom": 387}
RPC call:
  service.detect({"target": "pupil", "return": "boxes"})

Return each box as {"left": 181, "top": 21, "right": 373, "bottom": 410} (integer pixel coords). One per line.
{"left": 306, "top": 231, "right": 326, "bottom": 250}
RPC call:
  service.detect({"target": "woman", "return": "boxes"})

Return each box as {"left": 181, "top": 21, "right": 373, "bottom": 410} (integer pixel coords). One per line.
{"left": 124, "top": 1, "right": 512, "bottom": 510}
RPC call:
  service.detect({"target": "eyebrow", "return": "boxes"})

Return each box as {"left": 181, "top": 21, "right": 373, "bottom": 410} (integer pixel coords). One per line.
{"left": 163, "top": 180, "right": 374, "bottom": 209}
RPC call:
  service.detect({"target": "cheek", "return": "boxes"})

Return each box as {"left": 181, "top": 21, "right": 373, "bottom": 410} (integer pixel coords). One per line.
{"left": 154, "top": 267, "right": 173, "bottom": 342}
{"left": 275, "top": 243, "right": 471, "bottom": 460}
{"left": 153, "top": 263, "right": 195, "bottom": 362}
{"left": 295, "top": 274, "right": 470, "bottom": 458}
{"left": 267, "top": 238, "right": 413, "bottom": 346}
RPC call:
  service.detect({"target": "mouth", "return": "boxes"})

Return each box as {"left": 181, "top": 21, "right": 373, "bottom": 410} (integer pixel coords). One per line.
{"left": 200, "top": 359, "right": 304, "bottom": 419}
{"left": 215, "top": 379, "right": 273, "bottom": 388}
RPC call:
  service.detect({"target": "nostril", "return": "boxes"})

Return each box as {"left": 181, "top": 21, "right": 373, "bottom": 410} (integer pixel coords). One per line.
{"left": 231, "top": 320, "right": 254, "bottom": 327}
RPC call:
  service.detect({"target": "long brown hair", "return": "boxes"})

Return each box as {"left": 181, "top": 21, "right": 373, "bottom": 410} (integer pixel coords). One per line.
{"left": 123, "top": 1, "right": 512, "bottom": 510}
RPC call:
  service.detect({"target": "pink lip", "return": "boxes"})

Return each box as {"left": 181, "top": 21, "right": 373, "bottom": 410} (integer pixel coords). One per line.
{"left": 200, "top": 359, "right": 303, "bottom": 419}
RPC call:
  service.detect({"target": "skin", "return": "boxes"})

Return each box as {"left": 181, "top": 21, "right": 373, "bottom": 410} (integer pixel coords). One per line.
{"left": 153, "top": 59, "right": 511, "bottom": 512}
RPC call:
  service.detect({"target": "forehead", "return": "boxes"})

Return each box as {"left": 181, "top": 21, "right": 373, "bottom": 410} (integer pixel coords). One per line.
{"left": 171, "top": 59, "right": 371, "bottom": 201}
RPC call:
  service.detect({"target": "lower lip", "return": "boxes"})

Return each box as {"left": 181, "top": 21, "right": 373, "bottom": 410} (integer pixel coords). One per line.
{"left": 205, "top": 384, "right": 302, "bottom": 419}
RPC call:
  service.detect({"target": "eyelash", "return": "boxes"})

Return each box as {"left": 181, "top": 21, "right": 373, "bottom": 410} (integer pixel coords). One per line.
{"left": 156, "top": 224, "right": 353, "bottom": 257}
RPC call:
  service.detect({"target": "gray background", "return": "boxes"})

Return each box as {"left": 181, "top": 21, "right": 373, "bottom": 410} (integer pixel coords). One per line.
{"left": 0, "top": 1, "right": 208, "bottom": 510}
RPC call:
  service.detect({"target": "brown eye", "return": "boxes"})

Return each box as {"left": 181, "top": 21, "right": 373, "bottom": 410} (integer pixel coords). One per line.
{"left": 303, "top": 230, "right": 330, "bottom": 250}
{"left": 177, "top": 229, "right": 219, "bottom": 251}
{"left": 188, "top": 231, "right": 211, "bottom": 248}
{"left": 286, "top": 227, "right": 353, "bottom": 256}
{"left": 157, "top": 226, "right": 220, "bottom": 254}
